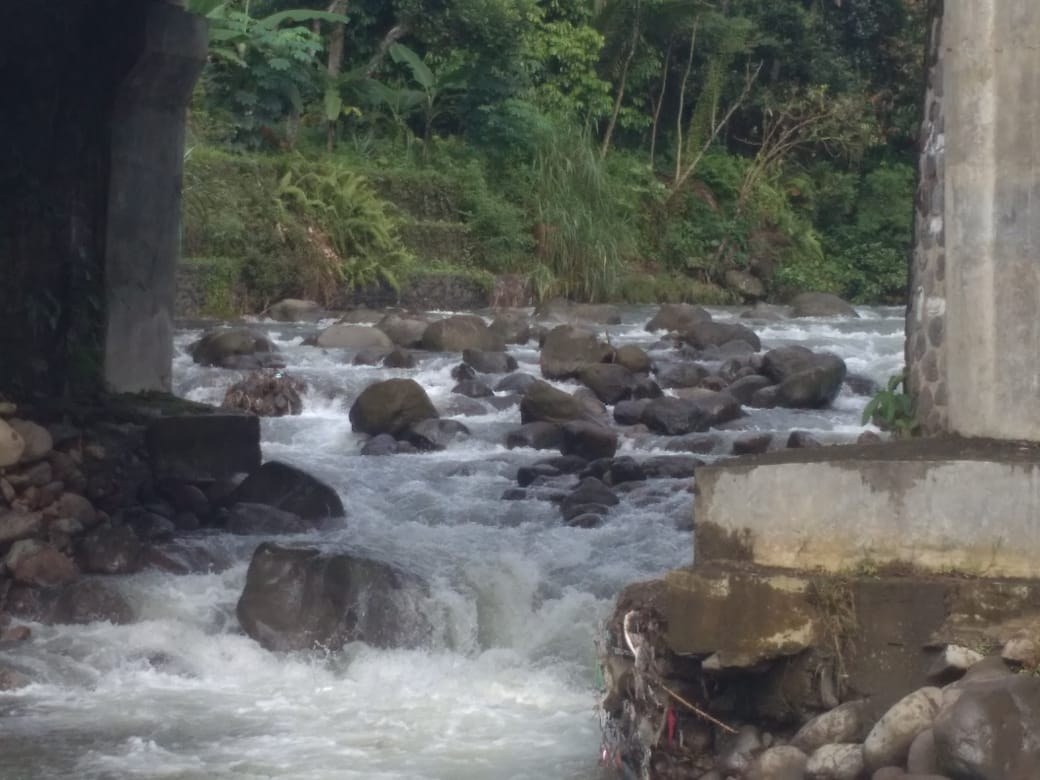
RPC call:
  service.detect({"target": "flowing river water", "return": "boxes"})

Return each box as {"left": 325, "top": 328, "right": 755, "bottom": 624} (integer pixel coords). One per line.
{"left": 0, "top": 305, "right": 904, "bottom": 779}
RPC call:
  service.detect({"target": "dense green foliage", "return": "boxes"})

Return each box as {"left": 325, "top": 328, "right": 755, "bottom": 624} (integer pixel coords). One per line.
{"left": 183, "top": 0, "right": 928, "bottom": 307}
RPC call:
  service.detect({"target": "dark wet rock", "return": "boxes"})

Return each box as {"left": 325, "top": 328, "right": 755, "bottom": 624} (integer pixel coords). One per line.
{"left": 934, "top": 674, "right": 1040, "bottom": 780}
{"left": 375, "top": 313, "right": 429, "bottom": 348}
{"left": 78, "top": 526, "right": 141, "bottom": 574}
{"left": 682, "top": 321, "right": 761, "bottom": 351}
{"left": 451, "top": 363, "right": 477, "bottom": 382}
{"left": 0, "top": 510, "right": 42, "bottom": 544}
{"left": 6, "top": 539, "right": 80, "bottom": 585}
{"left": 663, "top": 434, "right": 720, "bottom": 454}
{"left": 337, "top": 307, "right": 383, "bottom": 324}
{"left": 160, "top": 482, "right": 210, "bottom": 519}
{"left": 316, "top": 324, "right": 394, "bottom": 350}
{"left": 146, "top": 415, "right": 261, "bottom": 483}
{"left": 223, "top": 370, "right": 305, "bottom": 417}
{"left": 641, "top": 398, "right": 712, "bottom": 436}
{"left": 421, "top": 315, "right": 504, "bottom": 352}
{"left": 236, "top": 543, "right": 432, "bottom": 652}
{"left": 750, "top": 385, "right": 780, "bottom": 408}
{"left": 124, "top": 508, "right": 176, "bottom": 542}
{"left": 762, "top": 346, "right": 847, "bottom": 408}
{"left": 361, "top": 433, "right": 401, "bottom": 456}
{"left": 671, "top": 389, "right": 743, "bottom": 427}
{"left": 561, "top": 422, "right": 618, "bottom": 461}
{"left": 787, "top": 431, "right": 823, "bottom": 449}
{"left": 382, "top": 348, "right": 417, "bottom": 369}
{"left": 352, "top": 348, "right": 390, "bottom": 366}
{"left": 579, "top": 364, "right": 635, "bottom": 405}
{"left": 228, "top": 461, "right": 345, "bottom": 520}
{"left": 656, "top": 363, "right": 710, "bottom": 389}
{"left": 3, "top": 580, "right": 133, "bottom": 625}
{"left": 463, "top": 349, "right": 517, "bottom": 374}
{"left": 225, "top": 503, "right": 314, "bottom": 535}
{"left": 489, "top": 311, "right": 532, "bottom": 344}
{"left": 732, "top": 433, "right": 773, "bottom": 456}
{"left": 614, "top": 399, "right": 651, "bottom": 426}
{"left": 631, "top": 377, "right": 663, "bottom": 400}
{"left": 190, "top": 328, "right": 278, "bottom": 368}
{"left": 845, "top": 373, "right": 880, "bottom": 396}
{"left": 495, "top": 372, "right": 539, "bottom": 395}
{"left": 561, "top": 477, "right": 618, "bottom": 521}
{"left": 727, "top": 374, "right": 774, "bottom": 405}
{"left": 452, "top": 379, "right": 494, "bottom": 398}
{"left": 8, "top": 419, "right": 52, "bottom": 463}
{"left": 517, "top": 463, "right": 563, "bottom": 488}
{"left": 566, "top": 512, "right": 605, "bottom": 529}
{"left": 699, "top": 375, "right": 729, "bottom": 392}
{"left": 0, "top": 667, "right": 31, "bottom": 690}
{"left": 268, "top": 298, "right": 323, "bottom": 322}
{"left": 349, "top": 378, "right": 438, "bottom": 437}
{"left": 646, "top": 303, "right": 712, "bottom": 333}
{"left": 615, "top": 345, "right": 652, "bottom": 374}
{"left": 501, "top": 488, "right": 527, "bottom": 501}
{"left": 574, "top": 388, "right": 608, "bottom": 419}
{"left": 404, "top": 419, "right": 471, "bottom": 451}
{"left": 219, "top": 353, "right": 287, "bottom": 371}
{"left": 505, "top": 422, "right": 564, "bottom": 451}
{"left": 540, "top": 325, "right": 614, "bottom": 380}
{"left": 594, "top": 456, "right": 647, "bottom": 486}
{"left": 790, "top": 292, "right": 859, "bottom": 318}
{"left": 486, "top": 394, "right": 521, "bottom": 411}
{"left": 641, "top": 456, "right": 701, "bottom": 480}
{"left": 520, "top": 381, "right": 596, "bottom": 426}
{"left": 858, "top": 431, "right": 884, "bottom": 445}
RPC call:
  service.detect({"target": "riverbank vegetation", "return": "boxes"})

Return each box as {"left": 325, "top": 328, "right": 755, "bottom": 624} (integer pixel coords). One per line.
{"left": 182, "top": 0, "right": 927, "bottom": 308}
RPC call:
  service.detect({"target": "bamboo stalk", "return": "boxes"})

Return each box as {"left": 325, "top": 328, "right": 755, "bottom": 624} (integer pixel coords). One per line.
{"left": 659, "top": 684, "right": 738, "bottom": 735}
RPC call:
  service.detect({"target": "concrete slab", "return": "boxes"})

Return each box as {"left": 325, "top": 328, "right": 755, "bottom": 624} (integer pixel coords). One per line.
{"left": 694, "top": 438, "right": 1040, "bottom": 578}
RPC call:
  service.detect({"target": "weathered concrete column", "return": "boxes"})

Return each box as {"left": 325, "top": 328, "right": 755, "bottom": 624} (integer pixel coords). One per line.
{"left": 104, "top": 3, "right": 206, "bottom": 392}
{"left": 942, "top": 2, "right": 1040, "bottom": 439}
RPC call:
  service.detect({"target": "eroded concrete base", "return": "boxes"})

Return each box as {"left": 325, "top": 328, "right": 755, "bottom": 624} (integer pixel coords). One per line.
{"left": 694, "top": 437, "right": 1040, "bottom": 578}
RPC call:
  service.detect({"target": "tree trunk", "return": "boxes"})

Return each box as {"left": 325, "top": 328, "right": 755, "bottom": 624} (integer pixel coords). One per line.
{"left": 325, "top": 0, "right": 348, "bottom": 152}
{"left": 649, "top": 38, "right": 673, "bottom": 169}
{"left": 600, "top": 6, "right": 641, "bottom": 159}
{"left": 674, "top": 23, "right": 698, "bottom": 186}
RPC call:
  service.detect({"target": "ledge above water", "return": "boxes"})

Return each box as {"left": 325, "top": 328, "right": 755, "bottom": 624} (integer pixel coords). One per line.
{"left": 694, "top": 436, "right": 1040, "bottom": 579}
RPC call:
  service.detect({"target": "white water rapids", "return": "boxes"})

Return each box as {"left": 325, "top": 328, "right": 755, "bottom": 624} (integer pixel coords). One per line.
{"left": 0, "top": 305, "right": 905, "bottom": 779}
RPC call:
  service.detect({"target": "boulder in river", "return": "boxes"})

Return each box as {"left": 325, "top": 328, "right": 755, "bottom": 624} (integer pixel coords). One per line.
{"left": 462, "top": 349, "right": 517, "bottom": 374}
{"left": 225, "top": 502, "right": 316, "bottom": 535}
{"left": 6, "top": 539, "right": 80, "bottom": 586}
{"left": 236, "top": 542, "right": 432, "bottom": 652}
{"left": 146, "top": 414, "right": 262, "bottom": 483}
{"left": 489, "top": 310, "right": 532, "bottom": 344}
{"left": 645, "top": 303, "right": 711, "bottom": 332}
{"left": 681, "top": 320, "right": 761, "bottom": 352}
{"left": 421, "top": 315, "right": 504, "bottom": 352}
{"left": 640, "top": 397, "right": 713, "bottom": 436}
{"left": 228, "top": 461, "right": 345, "bottom": 520}
{"left": 578, "top": 364, "right": 634, "bottom": 405}
{"left": 520, "top": 381, "right": 597, "bottom": 426}
{"left": 315, "top": 324, "right": 394, "bottom": 350}
{"left": 762, "top": 346, "right": 847, "bottom": 408}
{"left": 190, "top": 328, "right": 279, "bottom": 369}
{"left": 222, "top": 370, "right": 305, "bottom": 417}
{"left": 375, "top": 313, "right": 428, "bottom": 348}
{"left": 790, "top": 291, "right": 859, "bottom": 318}
{"left": 403, "top": 419, "right": 471, "bottom": 451}
{"left": 540, "top": 325, "right": 614, "bottom": 380}
{"left": 349, "top": 378, "right": 438, "bottom": 437}
{"left": 505, "top": 422, "right": 564, "bottom": 450}
{"left": 561, "top": 421, "right": 618, "bottom": 461}
{"left": 267, "top": 298, "right": 323, "bottom": 322}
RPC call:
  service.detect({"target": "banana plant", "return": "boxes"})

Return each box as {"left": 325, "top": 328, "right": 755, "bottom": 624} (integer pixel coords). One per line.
{"left": 387, "top": 43, "right": 464, "bottom": 154}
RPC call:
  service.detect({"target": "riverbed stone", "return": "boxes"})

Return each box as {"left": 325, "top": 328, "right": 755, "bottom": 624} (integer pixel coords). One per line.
{"left": 933, "top": 674, "right": 1040, "bottom": 780}
{"left": 793, "top": 700, "right": 874, "bottom": 753}
{"left": 6, "top": 539, "right": 80, "bottom": 586}
{"left": 226, "top": 503, "right": 314, "bottom": 535}
{"left": 535, "top": 299, "right": 621, "bottom": 325}
{"left": 747, "top": 745, "right": 808, "bottom": 780}
{"left": 790, "top": 292, "right": 858, "bottom": 318}
{"left": 404, "top": 419, "right": 471, "bottom": 451}
{"left": 268, "top": 298, "right": 322, "bottom": 322}
{"left": 1002, "top": 632, "right": 1040, "bottom": 668}
{"left": 495, "top": 372, "right": 538, "bottom": 394}
{"left": 190, "top": 328, "right": 278, "bottom": 368}
{"left": 578, "top": 364, "right": 634, "bottom": 405}
{"left": 421, "top": 315, "right": 504, "bottom": 352}
{"left": 316, "top": 323, "right": 394, "bottom": 350}
{"left": 906, "top": 729, "right": 938, "bottom": 774}
{"left": 540, "top": 325, "right": 614, "bottom": 380}
{"left": 375, "top": 313, "right": 428, "bottom": 348}
{"left": 613, "top": 399, "right": 650, "bottom": 426}
{"left": 615, "top": 345, "right": 652, "bottom": 374}
{"left": 489, "top": 311, "right": 531, "bottom": 344}
{"left": 349, "top": 378, "right": 438, "bottom": 437}
{"left": 863, "top": 687, "right": 943, "bottom": 771}
{"left": 462, "top": 348, "right": 517, "bottom": 374}
{"left": 561, "top": 421, "right": 618, "bottom": 461}
{"left": 8, "top": 419, "right": 52, "bottom": 463}
{"left": 656, "top": 362, "right": 710, "bottom": 389}
{"left": 0, "top": 419, "right": 26, "bottom": 468}
{"left": 520, "top": 381, "right": 595, "bottom": 426}
{"left": 646, "top": 303, "right": 711, "bottom": 332}
{"left": 236, "top": 542, "right": 432, "bottom": 652}
{"left": 805, "top": 743, "right": 865, "bottom": 780}
{"left": 671, "top": 388, "right": 743, "bottom": 427}
{"left": 78, "top": 525, "right": 141, "bottom": 574}
{"left": 223, "top": 370, "right": 305, "bottom": 417}
{"left": 0, "top": 511, "right": 42, "bottom": 544}
{"left": 733, "top": 433, "right": 772, "bottom": 456}
{"left": 452, "top": 379, "right": 493, "bottom": 398}
{"left": 641, "top": 397, "right": 713, "bottom": 436}
{"left": 382, "top": 347, "right": 416, "bottom": 369}
{"left": 682, "top": 320, "right": 761, "bottom": 352}
{"left": 228, "top": 461, "right": 344, "bottom": 520}
{"left": 505, "top": 422, "right": 563, "bottom": 451}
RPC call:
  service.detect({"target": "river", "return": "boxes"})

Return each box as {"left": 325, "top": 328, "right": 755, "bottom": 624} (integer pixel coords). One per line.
{"left": 0, "top": 305, "right": 904, "bottom": 779}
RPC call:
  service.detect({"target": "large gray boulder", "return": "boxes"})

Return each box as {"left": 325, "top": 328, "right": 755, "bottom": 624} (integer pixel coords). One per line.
{"left": 762, "top": 346, "right": 847, "bottom": 408}
{"left": 641, "top": 397, "right": 713, "bottom": 436}
{"left": 236, "top": 543, "right": 431, "bottom": 652}
{"left": 421, "top": 315, "right": 504, "bottom": 352}
{"left": 268, "top": 298, "right": 323, "bottom": 322}
{"left": 315, "top": 324, "right": 394, "bottom": 350}
{"left": 349, "top": 378, "right": 438, "bottom": 437}
{"left": 863, "top": 687, "right": 943, "bottom": 771}
{"left": 645, "top": 303, "right": 711, "bottom": 332}
{"left": 790, "top": 292, "right": 859, "bottom": 318}
{"left": 671, "top": 388, "right": 743, "bottom": 427}
{"left": 228, "top": 461, "right": 344, "bottom": 520}
{"left": 578, "top": 364, "right": 635, "bottom": 405}
{"left": 462, "top": 349, "right": 517, "bottom": 374}
{"left": 489, "top": 310, "right": 532, "bottom": 344}
{"left": 375, "top": 313, "right": 429, "bottom": 348}
{"left": 934, "top": 674, "right": 1040, "bottom": 780}
{"left": 540, "top": 325, "right": 614, "bottom": 380}
{"left": 560, "top": 421, "right": 618, "bottom": 461}
{"left": 682, "top": 320, "right": 761, "bottom": 351}
{"left": 519, "top": 381, "right": 598, "bottom": 426}
{"left": 190, "top": 328, "right": 279, "bottom": 369}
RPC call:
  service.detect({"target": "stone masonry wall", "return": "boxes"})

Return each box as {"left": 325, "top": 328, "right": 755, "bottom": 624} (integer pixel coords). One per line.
{"left": 906, "top": 0, "right": 948, "bottom": 434}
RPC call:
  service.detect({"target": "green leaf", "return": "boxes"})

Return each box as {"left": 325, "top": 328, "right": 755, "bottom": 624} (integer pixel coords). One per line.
{"left": 389, "top": 43, "right": 436, "bottom": 90}
{"left": 324, "top": 88, "right": 343, "bottom": 122}
{"left": 257, "top": 10, "right": 349, "bottom": 30}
